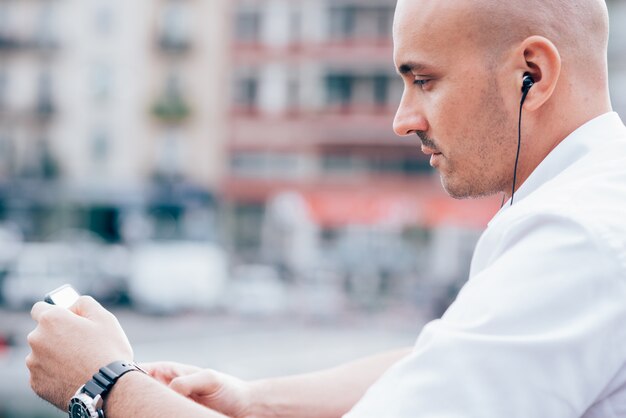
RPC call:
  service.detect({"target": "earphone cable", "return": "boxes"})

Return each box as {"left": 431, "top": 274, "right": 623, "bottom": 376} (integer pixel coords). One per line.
{"left": 511, "top": 89, "right": 530, "bottom": 206}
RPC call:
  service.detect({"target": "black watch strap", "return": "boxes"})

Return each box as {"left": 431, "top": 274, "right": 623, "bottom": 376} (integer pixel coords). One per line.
{"left": 82, "top": 361, "right": 145, "bottom": 399}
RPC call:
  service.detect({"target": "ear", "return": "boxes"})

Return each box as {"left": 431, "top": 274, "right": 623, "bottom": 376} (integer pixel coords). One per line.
{"left": 515, "top": 36, "right": 562, "bottom": 111}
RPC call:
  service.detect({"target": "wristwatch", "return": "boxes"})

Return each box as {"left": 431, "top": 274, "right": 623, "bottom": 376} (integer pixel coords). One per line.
{"left": 68, "top": 361, "right": 145, "bottom": 418}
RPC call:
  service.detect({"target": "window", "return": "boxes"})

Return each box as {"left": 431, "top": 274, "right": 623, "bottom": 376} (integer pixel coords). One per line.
{"left": 91, "top": 129, "right": 109, "bottom": 163}
{"left": 326, "top": 73, "right": 397, "bottom": 109}
{"left": 329, "top": 5, "right": 394, "bottom": 40}
{"left": 373, "top": 75, "right": 389, "bottom": 106}
{"left": 0, "top": 3, "right": 16, "bottom": 50}
{"left": 36, "top": 71, "right": 54, "bottom": 117}
{"left": 155, "top": 129, "right": 185, "bottom": 179}
{"left": 234, "top": 76, "right": 259, "bottom": 110}
{"left": 322, "top": 154, "right": 365, "bottom": 175}
{"left": 230, "top": 152, "right": 302, "bottom": 179}
{"left": 91, "top": 64, "right": 113, "bottom": 103}
{"left": 329, "top": 6, "right": 356, "bottom": 39}
{"left": 321, "top": 146, "right": 431, "bottom": 177}
{"left": 376, "top": 7, "right": 394, "bottom": 38}
{"left": 287, "top": 78, "right": 300, "bottom": 110}
{"left": 37, "top": 139, "right": 59, "bottom": 180}
{"left": 235, "top": 10, "right": 262, "bottom": 43}
{"left": 160, "top": 2, "right": 191, "bottom": 51}
{"left": 326, "top": 74, "right": 352, "bottom": 106}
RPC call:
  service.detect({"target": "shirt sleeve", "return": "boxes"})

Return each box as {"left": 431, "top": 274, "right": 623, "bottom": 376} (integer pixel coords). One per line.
{"left": 345, "top": 213, "right": 626, "bottom": 418}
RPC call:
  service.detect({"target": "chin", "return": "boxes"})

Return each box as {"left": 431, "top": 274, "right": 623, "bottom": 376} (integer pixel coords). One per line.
{"left": 441, "top": 176, "right": 500, "bottom": 200}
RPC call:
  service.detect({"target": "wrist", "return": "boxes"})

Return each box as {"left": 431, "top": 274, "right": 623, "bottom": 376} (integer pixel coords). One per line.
{"left": 103, "top": 368, "right": 147, "bottom": 417}
{"left": 247, "top": 379, "right": 281, "bottom": 418}
{"left": 69, "top": 361, "right": 145, "bottom": 418}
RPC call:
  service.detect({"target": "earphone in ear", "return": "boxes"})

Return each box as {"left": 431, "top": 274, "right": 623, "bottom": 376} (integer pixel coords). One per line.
{"left": 521, "top": 74, "right": 535, "bottom": 101}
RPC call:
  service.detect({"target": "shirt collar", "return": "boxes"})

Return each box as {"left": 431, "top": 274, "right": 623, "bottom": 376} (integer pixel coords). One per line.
{"left": 491, "top": 112, "right": 626, "bottom": 223}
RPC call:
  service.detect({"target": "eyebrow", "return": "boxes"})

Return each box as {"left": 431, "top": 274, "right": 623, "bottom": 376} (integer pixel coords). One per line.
{"left": 397, "top": 62, "right": 430, "bottom": 75}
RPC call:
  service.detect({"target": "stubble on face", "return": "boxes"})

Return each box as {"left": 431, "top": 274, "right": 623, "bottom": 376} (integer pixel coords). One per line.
{"left": 430, "top": 77, "right": 516, "bottom": 200}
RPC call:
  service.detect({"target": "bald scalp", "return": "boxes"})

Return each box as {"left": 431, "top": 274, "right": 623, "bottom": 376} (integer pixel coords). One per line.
{"left": 394, "top": 0, "right": 610, "bottom": 68}
{"left": 467, "top": 0, "right": 609, "bottom": 68}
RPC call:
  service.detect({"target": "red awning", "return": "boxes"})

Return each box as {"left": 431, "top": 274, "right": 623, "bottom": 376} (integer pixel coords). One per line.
{"left": 299, "top": 188, "right": 500, "bottom": 229}
{"left": 223, "top": 177, "right": 501, "bottom": 229}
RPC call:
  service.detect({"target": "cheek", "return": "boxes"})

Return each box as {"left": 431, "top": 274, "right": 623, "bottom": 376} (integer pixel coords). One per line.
{"left": 431, "top": 92, "right": 476, "bottom": 155}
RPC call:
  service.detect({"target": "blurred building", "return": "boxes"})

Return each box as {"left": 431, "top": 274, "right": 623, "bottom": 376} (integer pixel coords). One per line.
{"left": 0, "top": 0, "right": 230, "bottom": 241}
{"left": 608, "top": 0, "right": 626, "bottom": 118}
{"left": 225, "top": 0, "right": 499, "bottom": 257}
{"left": 0, "top": 0, "right": 61, "bottom": 237}
{"left": 0, "top": 0, "right": 624, "bottom": 248}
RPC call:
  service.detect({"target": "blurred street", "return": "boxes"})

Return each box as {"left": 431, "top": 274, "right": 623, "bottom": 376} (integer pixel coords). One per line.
{"left": 0, "top": 307, "right": 427, "bottom": 418}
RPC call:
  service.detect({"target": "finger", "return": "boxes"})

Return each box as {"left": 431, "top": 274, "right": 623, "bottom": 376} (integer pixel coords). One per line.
{"left": 140, "top": 362, "right": 177, "bottom": 383}
{"left": 142, "top": 362, "right": 202, "bottom": 384}
{"left": 139, "top": 362, "right": 161, "bottom": 376}
{"left": 69, "top": 296, "right": 108, "bottom": 320}
{"left": 31, "top": 301, "right": 56, "bottom": 321}
{"left": 170, "top": 370, "right": 223, "bottom": 398}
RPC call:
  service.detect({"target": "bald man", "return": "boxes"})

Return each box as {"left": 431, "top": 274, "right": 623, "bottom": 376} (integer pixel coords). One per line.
{"left": 27, "top": 1, "right": 626, "bottom": 417}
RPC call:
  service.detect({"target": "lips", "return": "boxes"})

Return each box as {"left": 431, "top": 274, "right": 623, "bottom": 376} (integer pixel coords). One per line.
{"left": 429, "top": 153, "right": 442, "bottom": 167}
{"left": 420, "top": 145, "right": 442, "bottom": 167}
{"left": 421, "top": 145, "right": 441, "bottom": 156}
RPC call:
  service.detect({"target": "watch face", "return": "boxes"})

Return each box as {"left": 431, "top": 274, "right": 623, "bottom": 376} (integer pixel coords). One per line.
{"left": 69, "top": 397, "right": 98, "bottom": 418}
{"left": 70, "top": 403, "right": 90, "bottom": 418}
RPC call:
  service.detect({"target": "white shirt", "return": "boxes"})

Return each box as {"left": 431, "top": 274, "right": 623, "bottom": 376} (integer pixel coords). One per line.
{"left": 345, "top": 112, "right": 626, "bottom": 418}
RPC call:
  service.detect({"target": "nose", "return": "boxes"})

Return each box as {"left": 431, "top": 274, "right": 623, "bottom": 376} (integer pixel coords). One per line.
{"left": 393, "top": 92, "right": 429, "bottom": 137}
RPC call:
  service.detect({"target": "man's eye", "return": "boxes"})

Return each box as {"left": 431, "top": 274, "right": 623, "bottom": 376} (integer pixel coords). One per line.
{"left": 413, "top": 79, "right": 430, "bottom": 87}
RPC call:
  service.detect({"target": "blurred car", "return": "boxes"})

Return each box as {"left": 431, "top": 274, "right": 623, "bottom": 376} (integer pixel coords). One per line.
{"left": 2, "top": 243, "right": 97, "bottom": 309}
{"left": 1, "top": 240, "right": 128, "bottom": 310}
{"left": 222, "top": 264, "right": 289, "bottom": 316}
{"left": 0, "top": 225, "right": 23, "bottom": 305}
{"left": 49, "top": 229, "right": 132, "bottom": 305}
{"left": 128, "top": 241, "right": 228, "bottom": 314}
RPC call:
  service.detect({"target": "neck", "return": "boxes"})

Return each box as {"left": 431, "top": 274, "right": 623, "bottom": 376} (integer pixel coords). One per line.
{"left": 505, "top": 93, "right": 612, "bottom": 201}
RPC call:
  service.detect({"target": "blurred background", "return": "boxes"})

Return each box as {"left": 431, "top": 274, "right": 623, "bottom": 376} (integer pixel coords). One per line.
{"left": 0, "top": 0, "right": 624, "bottom": 416}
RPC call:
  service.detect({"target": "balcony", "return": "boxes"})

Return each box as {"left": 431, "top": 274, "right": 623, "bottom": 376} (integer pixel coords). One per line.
{"left": 233, "top": 39, "right": 392, "bottom": 65}
{"left": 229, "top": 108, "right": 412, "bottom": 150}
{"left": 152, "top": 94, "right": 191, "bottom": 123}
{"left": 157, "top": 35, "right": 191, "bottom": 54}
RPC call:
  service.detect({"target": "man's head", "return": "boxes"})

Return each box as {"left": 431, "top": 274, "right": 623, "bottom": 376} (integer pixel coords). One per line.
{"left": 393, "top": 0, "right": 611, "bottom": 199}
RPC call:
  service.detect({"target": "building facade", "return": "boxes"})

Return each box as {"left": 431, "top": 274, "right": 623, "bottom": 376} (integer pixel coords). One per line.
{"left": 0, "top": 0, "right": 624, "bottom": 246}
{"left": 0, "top": 0, "right": 231, "bottom": 241}
{"left": 225, "top": 0, "right": 500, "bottom": 257}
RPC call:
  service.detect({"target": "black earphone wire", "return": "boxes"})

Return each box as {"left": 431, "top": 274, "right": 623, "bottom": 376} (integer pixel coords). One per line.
{"left": 510, "top": 84, "right": 532, "bottom": 206}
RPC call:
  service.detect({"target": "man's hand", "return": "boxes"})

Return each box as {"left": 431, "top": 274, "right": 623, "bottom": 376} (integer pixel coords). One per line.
{"left": 142, "top": 362, "right": 253, "bottom": 418}
{"left": 141, "top": 361, "right": 201, "bottom": 386}
{"left": 26, "top": 296, "right": 134, "bottom": 410}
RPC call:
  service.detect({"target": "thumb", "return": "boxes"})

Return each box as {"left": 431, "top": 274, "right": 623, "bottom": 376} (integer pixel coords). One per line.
{"left": 169, "top": 369, "right": 224, "bottom": 398}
